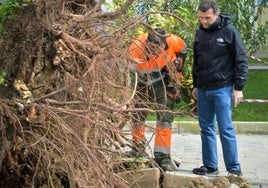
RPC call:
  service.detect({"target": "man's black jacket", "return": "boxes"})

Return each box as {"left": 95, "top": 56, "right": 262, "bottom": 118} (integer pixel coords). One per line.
{"left": 192, "top": 13, "right": 248, "bottom": 91}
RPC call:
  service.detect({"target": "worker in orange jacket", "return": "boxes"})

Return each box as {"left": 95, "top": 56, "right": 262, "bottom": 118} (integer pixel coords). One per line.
{"left": 128, "top": 28, "right": 187, "bottom": 171}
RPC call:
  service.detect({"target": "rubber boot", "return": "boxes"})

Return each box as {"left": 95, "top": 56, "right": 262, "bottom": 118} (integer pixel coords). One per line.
{"left": 154, "top": 152, "right": 179, "bottom": 171}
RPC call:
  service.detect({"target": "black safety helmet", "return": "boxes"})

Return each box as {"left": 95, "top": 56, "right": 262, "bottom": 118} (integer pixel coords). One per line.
{"left": 147, "top": 28, "right": 168, "bottom": 50}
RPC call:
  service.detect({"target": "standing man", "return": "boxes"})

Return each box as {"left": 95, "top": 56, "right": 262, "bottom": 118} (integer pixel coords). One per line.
{"left": 192, "top": 0, "right": 248, "bottom": 176}
{"left": 128, "top": 28, "right": 187, "bottom": 171}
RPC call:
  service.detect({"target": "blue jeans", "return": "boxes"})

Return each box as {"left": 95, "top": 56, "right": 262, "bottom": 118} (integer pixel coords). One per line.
{"left": 197, "top": 86, "right": 241, "bottom": 171}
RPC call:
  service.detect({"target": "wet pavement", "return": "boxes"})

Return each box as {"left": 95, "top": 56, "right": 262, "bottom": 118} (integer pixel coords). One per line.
{"left": 144, "top": 132, "right": 268, "bottom": 188}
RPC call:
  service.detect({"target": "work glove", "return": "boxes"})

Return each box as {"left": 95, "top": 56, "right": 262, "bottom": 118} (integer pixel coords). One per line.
{"left": 167, "top": 88, "right": 181, "bottom": 103}
{"left": 174, "top": 51, "right": 187, "bottom": 72}
{"left": 174, "top": 59, "right": 182, "bottom": 72}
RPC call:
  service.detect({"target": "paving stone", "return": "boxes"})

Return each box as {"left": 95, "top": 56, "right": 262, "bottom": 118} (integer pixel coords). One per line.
{"left": 116, "top": 168, "right": 160, "bottom": 188}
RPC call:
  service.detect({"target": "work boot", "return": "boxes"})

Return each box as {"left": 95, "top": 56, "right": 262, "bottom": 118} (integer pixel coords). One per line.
{"left": 154, "top": 152, "right": 179, "bottom": 171}
{"left": 126, "top": 149, "right": 147, "bottom": 158}
{"left": 125, "top": 142, "right": 147, "bottom": 158}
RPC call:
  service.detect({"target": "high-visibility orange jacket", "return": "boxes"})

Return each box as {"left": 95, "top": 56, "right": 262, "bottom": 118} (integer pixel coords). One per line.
{"left": 129, "top": 33, "right": 187, "bottom": 75}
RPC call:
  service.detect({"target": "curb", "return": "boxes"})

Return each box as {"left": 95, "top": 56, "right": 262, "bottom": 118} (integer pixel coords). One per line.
{"left": 116, "top": 166, "right": 252, "bottom": 188}
{"left": 145, "top": 121, "right": 268, "bottom": 135}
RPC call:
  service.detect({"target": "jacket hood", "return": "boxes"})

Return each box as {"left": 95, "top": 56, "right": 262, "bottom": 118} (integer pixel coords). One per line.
{"left": 219, "top": 13, "right": 234, "bottom": 26}
{"left": 200, "top": 13, "right": 234, "bottom": 32}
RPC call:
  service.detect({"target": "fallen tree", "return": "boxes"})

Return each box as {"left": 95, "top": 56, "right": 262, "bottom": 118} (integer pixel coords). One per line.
{"left": 0, "top": 0, "right": 142, "bottom": 187}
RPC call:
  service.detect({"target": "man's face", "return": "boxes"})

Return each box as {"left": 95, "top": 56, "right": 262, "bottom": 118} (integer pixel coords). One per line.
{"left": 198, "top": 8, "right": 219, "bottom": 29}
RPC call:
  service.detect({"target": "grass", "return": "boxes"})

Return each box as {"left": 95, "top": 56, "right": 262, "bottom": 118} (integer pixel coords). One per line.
{"left": 233, "top": 58, "right": 268, "bottom": 121}
{"left": 232, "top": 70, "right": 268, "bottom": 121}
{"left": 147, "top": 58, "right": 268, "bottom": 122}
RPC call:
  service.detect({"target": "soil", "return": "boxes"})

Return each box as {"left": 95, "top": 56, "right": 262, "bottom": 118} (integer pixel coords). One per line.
{"left": 0, "top": 0, "right": 252, "bottom": 187}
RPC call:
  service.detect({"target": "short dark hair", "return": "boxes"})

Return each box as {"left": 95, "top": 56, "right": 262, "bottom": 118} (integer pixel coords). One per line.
{"left": 147, "top": 28, "right": 166, "bottom": 45}
{"left": 198, "top": 0, "right": 219, "bottom": 13}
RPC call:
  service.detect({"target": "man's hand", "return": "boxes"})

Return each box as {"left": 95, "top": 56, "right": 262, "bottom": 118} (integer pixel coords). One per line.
{"left": 192, "top": 88, "right": 198, "bottom": 100}
{"left": 232, "top": 90, "right": 243, "bottom": 108}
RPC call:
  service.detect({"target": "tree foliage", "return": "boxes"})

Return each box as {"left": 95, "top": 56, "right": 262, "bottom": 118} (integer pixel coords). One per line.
{"left": 0, "top": 0, "right": 30, "bottom": 31}
{"left": 218, "top": 0, "right": 268, "bottom": 55}
{"left": 105, "top": 0, "right": 268, "bottom": 105}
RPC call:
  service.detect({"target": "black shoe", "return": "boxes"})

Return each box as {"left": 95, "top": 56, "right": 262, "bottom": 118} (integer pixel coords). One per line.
{"left": 228, "top": 169, "right": 243, "bottom": 176}
{"left": 192, "top": 166, "right": 219, "bottom": 175}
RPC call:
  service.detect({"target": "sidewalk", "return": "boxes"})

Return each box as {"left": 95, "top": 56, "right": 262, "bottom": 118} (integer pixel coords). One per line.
{"left": 249, "top": 64, "right": 268, "bottom": 71}
{"left": 123, "top": 121, "right": 268, "bottom": 187}
{"left": 144, "top": 132, "right": 268, "bottom": 188}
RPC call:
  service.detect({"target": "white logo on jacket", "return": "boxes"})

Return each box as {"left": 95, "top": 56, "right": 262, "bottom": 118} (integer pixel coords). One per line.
{"left": 216, "top": 38, "right": 224, "bottom": 43}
